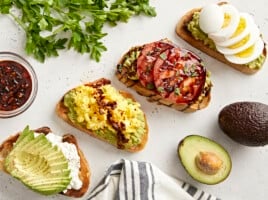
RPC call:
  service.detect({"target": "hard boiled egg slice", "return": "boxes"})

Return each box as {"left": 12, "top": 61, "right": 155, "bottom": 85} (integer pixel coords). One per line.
{"left": 224, "top": 37, "right": 264, "bottom": 64}
{"left": 199, "top": 4, "right": 224, "bottom": 34}
{"left": 215, "top": 13, "right": 254, "bottom": 47}
{"left": 209, "top": 4, "right": 240, "bottom": 43}
{"left": 216, "top": 24, "right": 260, "bottom": 55}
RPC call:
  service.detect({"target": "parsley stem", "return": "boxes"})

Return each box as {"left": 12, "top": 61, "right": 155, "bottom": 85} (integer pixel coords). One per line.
{"left": 52, "top": 25, "right": 65, "bottom": 35}
{"left": 9, "top": 13, "right": 27, "bottom": 32}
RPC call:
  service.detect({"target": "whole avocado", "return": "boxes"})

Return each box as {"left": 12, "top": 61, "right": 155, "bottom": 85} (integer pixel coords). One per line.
{"left": 218, "top": 102, "right": 268, "bottom": 146}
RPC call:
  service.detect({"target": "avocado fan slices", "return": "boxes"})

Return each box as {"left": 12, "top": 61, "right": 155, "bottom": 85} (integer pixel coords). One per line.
{"left": 4, "top": 126, "right": 71, "bottom": 195}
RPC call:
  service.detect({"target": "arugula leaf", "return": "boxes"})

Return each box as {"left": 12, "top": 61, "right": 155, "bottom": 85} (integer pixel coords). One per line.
{"left": 0, "top": 0, "right": 156, "bottom": 62}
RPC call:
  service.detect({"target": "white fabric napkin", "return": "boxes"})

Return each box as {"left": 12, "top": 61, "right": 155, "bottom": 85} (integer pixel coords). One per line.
{"left": 87, "top": 159, "right": 220, "bottom": 200}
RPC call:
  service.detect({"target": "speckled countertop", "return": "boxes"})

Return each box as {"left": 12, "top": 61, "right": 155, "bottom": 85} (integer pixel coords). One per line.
{"left": 0, "top": 0, "right": 267, "bottom": 199}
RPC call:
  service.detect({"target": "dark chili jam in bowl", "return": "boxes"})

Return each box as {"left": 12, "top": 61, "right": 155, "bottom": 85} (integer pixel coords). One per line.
{"left": 0, "top": 52, "right": 38, "bottom": 118}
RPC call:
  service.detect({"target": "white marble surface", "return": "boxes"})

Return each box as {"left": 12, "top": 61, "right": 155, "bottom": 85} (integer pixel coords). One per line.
{"left": 0, "top": 0, "right": 267, "bottom": 199}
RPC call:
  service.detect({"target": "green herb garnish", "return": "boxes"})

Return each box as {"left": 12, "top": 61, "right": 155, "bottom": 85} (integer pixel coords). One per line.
{"left": 184, "top": 63, "right": 198, "bottom": 77}
{"left": 0, "top": 0, "right": 156, "bottom": 63}
{"left": 146, "top": 82, "right": 155, "bottom": 90}
{"left": 174, "top": 87, "right": 180, "bottom": 96}
{"left": 159, "top": 52, "right": 167, "bottom": 60}
{"left": 157, "top": 86, "right": 164, "bottom": 93}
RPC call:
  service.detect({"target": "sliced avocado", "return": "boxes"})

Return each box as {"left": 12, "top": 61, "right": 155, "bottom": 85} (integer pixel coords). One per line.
{"left": 13, "top": 126, "right": 35, "bottom": 149}
{"left": 177, "top": 135, "right": 232, "bottom": 185}
{"left": 5, "top": 127, "right": 71, "bottom": 195}
{"left": 26, "top": 177, "right": 71, "bottom": 194}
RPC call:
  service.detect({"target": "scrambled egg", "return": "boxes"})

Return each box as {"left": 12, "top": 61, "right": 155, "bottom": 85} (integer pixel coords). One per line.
{"left": 63, "top": 84, "right": 146, "bottom": 146}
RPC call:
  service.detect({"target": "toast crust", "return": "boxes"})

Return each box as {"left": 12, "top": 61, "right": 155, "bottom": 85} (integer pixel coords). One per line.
{"left": 0, "top": 127, "right": 90, "bottom": 198}
{"left": 175, "top": 3, "right": 267, "bottom": 74}
{"left": 56, "top": 78, "right": 149, "bottom": 152}
{"left": 116, "top": 46, "right": 212, "bottom": 113}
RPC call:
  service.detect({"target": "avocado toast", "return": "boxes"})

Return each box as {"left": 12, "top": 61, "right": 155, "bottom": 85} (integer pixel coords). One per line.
{"left": 56, "top": 78, "right": 148, "bottom": 152}
{"left": 116, "top": 39, "right": 212, "bottom": 112}
{"left": 0, "top": 126, "right": 90, "bottom": 198}
{"left": 175, "top": 2, "right": 266, "bottom": 74}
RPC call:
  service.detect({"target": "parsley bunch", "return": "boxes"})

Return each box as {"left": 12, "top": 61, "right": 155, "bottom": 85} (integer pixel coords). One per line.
{"left": 0, "top": 0, "right": 156, "bottom": 62}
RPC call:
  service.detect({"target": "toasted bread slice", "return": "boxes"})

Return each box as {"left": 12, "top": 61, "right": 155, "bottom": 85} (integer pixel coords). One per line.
{"left": 175, "top": 2, "right": 267, "bottom": 74}
{"left": 56, "top": 78, "right": 149, "bottom": 152}
{"left": 0, "top": 127, "right": 90, "bottom": 198}
{"left": 116, "top": 44, "right": 212, "bottom": 113}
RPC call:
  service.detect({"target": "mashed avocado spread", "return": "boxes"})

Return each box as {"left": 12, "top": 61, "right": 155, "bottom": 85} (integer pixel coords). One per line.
{"left": 117, "top": 47, "right": 142, "bottom": 80}
{"left": 187, "top": 12, "right": 265, "bottom": 69}
{"left": 63, "top": 84, "right": 146, "bottom": 149}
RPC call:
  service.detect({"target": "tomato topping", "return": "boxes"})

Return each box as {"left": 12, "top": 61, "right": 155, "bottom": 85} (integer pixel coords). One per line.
{"left": 153, "top": 47, "right": 206, "bottom": 104}
{"left": 137, "top": 41, "right": 174, "bottom": 89}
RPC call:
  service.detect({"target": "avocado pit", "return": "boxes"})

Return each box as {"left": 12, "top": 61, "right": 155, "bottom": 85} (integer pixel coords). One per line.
{"left": 195, "top": 151, "right": 223, "bottom": 175}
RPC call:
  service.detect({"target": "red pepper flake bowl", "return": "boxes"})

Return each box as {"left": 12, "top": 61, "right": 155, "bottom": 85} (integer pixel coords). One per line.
{"left": 0, "top": 52, "right": 38, "bottom": 118}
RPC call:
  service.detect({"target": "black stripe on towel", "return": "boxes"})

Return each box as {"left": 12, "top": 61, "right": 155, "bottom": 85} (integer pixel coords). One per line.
{"left": 197, "top": 191, "right": 204, "bottom": 200}
{"left": 110, "top": 162, "right": 124, "bottom": 172}
{"left": 138, "top": 162, "right": 149, "bottom": 200}
{"left": 187, "top": 185, "right": 198, "bottom": 196}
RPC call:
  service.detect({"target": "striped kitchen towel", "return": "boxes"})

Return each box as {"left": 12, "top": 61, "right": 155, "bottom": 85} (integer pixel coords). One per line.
{"left": 87, "top": 159, "right": 220, "bottom": 200}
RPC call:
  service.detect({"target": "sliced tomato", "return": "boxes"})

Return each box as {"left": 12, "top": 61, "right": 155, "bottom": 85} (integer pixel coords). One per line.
{"left": 137, "top": 41, "right": 174, "bottom": 89}
{"left": 153, "top": 47, "right": 206, "bottom": 104}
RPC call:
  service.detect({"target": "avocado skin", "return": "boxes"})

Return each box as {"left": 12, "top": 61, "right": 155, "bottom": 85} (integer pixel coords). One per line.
{"left": 218, "top": 102, "right": 268, "bottom": 146}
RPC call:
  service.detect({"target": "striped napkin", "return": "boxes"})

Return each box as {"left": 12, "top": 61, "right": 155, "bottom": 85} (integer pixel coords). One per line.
{"left": 87, "top": 159, "right": 220, "bottom": 200}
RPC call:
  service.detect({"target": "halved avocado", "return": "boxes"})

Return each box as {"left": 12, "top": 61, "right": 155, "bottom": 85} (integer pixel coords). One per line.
{"left": 177, "top": 135, "right": 232, "bottom": 185}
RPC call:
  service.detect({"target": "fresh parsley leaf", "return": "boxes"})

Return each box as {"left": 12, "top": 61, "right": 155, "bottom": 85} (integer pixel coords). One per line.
{"left": 146, "top": 83, "right": 155, "bottom": 90}
{"left": 0, "top": 0, "right": 12, "bottom": 14}
{"left": 175, "top": 87, "right": 181, "bottom": 96}
{"left": 157, "top": 86, "right": 164, "bottom": 93}
{"left": 111, "top": 0, "right": 157, "bottom": 17}
{"left": 160, "top": 52, "right": 167, "bottom": 60}
{"left": 0, "top": 0, "right": 156, "bottom": 63}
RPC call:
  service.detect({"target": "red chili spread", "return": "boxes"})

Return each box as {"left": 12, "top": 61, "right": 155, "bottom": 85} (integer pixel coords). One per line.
{"left": 0, "top": 60, "right": 32, "bottom": 111}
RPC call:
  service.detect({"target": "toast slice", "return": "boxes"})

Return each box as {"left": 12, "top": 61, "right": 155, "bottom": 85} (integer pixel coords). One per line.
{"left": 175, "top": 2, "right": 267, "bottom": 74}
{"left": 0, "top": 126, "right": 90, "bottom": 198}
{"left": 116, "top": 41, "right": 212, "bottom": 113}
{"left": 56, "top": 78, "right": 149, "bottom": 152}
